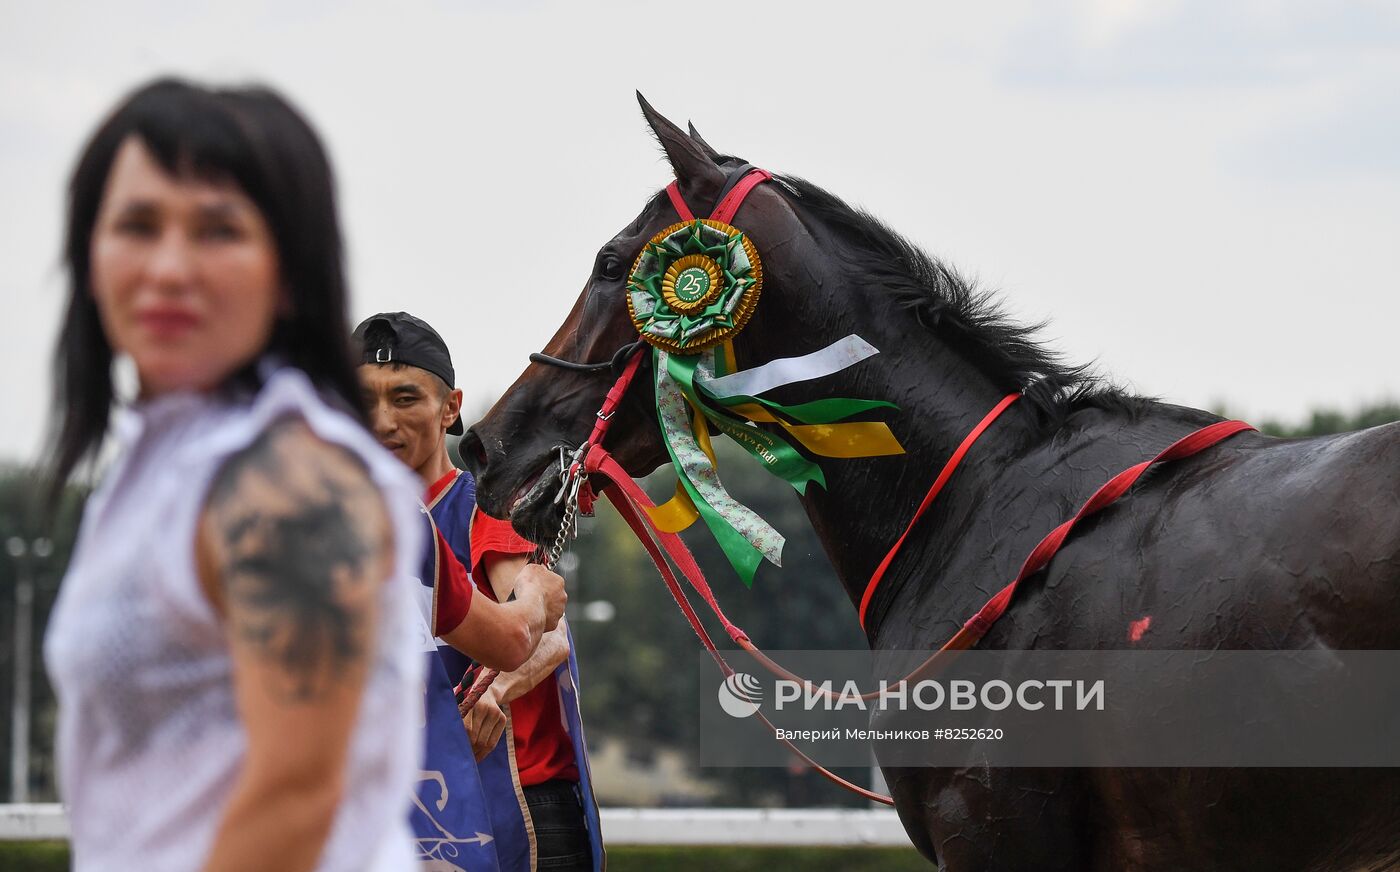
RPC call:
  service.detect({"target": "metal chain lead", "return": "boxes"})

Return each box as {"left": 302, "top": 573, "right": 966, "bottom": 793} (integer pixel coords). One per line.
{"left": 545, "top": 499, "right": 579, "bottom": 571}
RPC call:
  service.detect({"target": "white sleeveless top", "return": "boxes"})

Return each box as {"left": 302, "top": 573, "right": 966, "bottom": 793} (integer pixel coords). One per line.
{"left": 44, "top": 366, "right": 427, "bottom": 872}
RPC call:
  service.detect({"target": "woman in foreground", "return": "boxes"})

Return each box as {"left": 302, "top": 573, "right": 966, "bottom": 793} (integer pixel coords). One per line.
{"left": 42, "top": 78, "right": 425, "bottom": 872}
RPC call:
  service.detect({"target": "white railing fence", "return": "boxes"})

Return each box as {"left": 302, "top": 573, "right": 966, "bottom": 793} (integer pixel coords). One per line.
{"left": 0, "top": 803, "right": 914, "bottom": 847}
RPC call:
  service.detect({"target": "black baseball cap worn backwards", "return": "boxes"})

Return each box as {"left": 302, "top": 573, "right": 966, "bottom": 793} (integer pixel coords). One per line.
{"left": 353, "top": 311, "right": 463, "bottom": 435}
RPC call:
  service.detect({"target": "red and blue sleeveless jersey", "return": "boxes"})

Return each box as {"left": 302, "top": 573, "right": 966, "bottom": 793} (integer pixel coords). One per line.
{"left": 408, "top": 509, "right": 500, "bottom": 870}
{"left": 427, "top": 469, "right": 605, "bottom": 871}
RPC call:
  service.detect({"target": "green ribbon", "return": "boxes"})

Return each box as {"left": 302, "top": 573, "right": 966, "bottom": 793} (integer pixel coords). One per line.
{"left": 649, "top": 347, "right": 906, "bottom": 588}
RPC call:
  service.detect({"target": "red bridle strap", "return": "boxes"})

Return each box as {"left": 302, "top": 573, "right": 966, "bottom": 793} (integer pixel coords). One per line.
{"left": 858, "top": 393, "right": 1021, "bottom": 629}
{"left": 584, "top": 349, "right": 645, "bottom": 448}
{"left": 664, "top": 182, "right": 695, "bottom": 222}
{"left": 664, "top": 168, "right": 773, "bottom": 226}
{"left": 710, "top": 169, "right": 773, "bottom": 224}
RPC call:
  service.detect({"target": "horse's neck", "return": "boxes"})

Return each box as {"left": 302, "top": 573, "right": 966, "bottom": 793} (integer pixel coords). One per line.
{"left": 760, "top": 305, "right": 1032, "bottom": 620}
{"left": 742, "top": 232, "right": 1203, "bottom": 642}
{"left": 762, "top": 288, "right": 1206, "bottom": 643}
{"left": 793, "top": 331, "right": 1220, "bottom": 643}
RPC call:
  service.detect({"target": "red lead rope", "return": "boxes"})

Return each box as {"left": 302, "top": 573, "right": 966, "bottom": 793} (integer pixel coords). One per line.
{"left": 583, "top": 444, "right": 894, "bottom": 804}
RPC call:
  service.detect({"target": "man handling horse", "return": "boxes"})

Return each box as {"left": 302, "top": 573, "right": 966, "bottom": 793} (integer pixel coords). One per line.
{"left": 356, "top": 312, "right": 603, "bottom": 872}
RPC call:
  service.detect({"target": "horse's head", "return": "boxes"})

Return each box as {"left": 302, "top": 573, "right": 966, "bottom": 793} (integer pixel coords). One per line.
{"left": 463, "top": 95, "right": 825, "bottom": 544}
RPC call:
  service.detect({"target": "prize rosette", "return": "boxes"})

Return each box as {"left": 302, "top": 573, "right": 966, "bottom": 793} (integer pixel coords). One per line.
{"left": 620, "top": 214, "right": 903, "bottom": 588}
{"left": 626, "top": 219, "right": 763, "bottom": 354}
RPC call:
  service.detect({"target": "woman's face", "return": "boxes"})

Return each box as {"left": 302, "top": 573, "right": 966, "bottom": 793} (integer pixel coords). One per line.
{"left": 90, "top": 137, "right": 283, "bottom": 397}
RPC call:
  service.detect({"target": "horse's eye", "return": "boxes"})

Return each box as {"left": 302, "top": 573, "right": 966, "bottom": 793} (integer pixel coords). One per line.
{"left": 597, "top": 252, "right": 625, "bottom": 281}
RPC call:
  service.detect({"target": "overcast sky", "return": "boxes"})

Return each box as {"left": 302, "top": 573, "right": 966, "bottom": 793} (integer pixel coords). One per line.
{"left": 3, "top": 0, "right": 1398, "bottom": 463}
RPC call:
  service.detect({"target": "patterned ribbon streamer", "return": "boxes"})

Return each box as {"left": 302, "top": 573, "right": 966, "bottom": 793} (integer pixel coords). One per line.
{"left": 652, "top": 351, "right": 785, "bottom": 585}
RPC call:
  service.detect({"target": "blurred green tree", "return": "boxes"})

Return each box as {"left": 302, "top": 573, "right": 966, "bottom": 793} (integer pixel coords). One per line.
{"left": 1256, "top": 402, "right": 1400, "bottom": 438}
{"left": 1, "top": 466, "right": 85, "bottom": 802}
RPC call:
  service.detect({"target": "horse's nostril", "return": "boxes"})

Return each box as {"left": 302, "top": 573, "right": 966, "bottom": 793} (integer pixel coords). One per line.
{"left": 460, "top": 429, "right": 489, "bottom": 473}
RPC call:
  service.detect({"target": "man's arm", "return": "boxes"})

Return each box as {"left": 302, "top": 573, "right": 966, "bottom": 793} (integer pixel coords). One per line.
{"left": 461, "top": 553, "right": 571, "bottom": 760}
{"left": 476, "top": 554, "right": 571, "bottom": 701}
{"left": 438, "top": 562, "right": 566, "bottom": 671}
{"left": 194, "top": 419, "right": 387, "bottom": 872}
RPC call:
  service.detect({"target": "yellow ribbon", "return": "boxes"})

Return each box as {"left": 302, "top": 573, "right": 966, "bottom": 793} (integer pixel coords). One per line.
{"left": 647, "top": 483, "right": 700, "bottom": 533}
{"left": 644, "top": 398, "right": 719, "bottom": 533}
{"left": 728, "top": 403, "right": 905, "bottom": 458}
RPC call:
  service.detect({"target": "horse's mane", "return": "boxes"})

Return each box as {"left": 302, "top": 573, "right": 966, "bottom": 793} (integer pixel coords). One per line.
{"left": 770, "top": 173, "right": 1148, "bottom": 426}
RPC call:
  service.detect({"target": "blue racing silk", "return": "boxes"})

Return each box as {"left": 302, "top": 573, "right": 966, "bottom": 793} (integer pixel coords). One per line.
{"left": 428, "top": 470, "right": 605, "bottom": 872}
{"left": 407, "top": 508, "right": 502, "bottom": 872}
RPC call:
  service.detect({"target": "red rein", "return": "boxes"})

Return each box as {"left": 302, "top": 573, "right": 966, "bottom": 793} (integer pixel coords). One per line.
{"left": 577, "top": 392, "right": 1252, "bottom": 804}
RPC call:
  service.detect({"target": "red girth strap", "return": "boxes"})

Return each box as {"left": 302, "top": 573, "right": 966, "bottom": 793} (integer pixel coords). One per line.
{"left": 855, "top": 415, "right": 1255, "bottom": 666}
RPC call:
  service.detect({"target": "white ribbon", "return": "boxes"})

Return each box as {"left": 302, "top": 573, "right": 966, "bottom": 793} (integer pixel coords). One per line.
{"left": 695, "top": 334, "right": 879, "bottom": 399}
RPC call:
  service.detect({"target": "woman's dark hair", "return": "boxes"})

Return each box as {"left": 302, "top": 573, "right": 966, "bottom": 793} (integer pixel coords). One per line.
{"left": 47, "top": 77, "right": 364, "bottom": 497}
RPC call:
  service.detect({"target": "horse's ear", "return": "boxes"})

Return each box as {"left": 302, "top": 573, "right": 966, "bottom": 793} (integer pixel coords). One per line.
{"left": 637, "top": 92, "right": 724, "bottom": 196}
{"left": 687, "top": 122, "right": 722, "bottom": 160}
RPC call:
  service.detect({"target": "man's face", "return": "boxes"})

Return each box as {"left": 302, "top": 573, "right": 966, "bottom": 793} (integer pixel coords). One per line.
{"left": 358, "top": 363, "right": 462, "bottom": 476}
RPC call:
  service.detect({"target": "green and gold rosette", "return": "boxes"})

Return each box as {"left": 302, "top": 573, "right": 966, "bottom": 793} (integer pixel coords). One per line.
{"left": 625, "top": 219, "right": 904, "bottom": 587}
{"left": 627, "top": 219, "right": 762, "bottom": 354}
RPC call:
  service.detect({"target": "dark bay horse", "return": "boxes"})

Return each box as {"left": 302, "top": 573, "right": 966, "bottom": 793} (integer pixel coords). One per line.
{"left": 462, "top": 97, "right": 1400, "bottom": 871}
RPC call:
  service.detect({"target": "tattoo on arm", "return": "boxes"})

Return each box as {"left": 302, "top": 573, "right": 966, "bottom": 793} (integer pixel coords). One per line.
{"left": 204, "top": 418, "right": 390, "bottom": 703}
